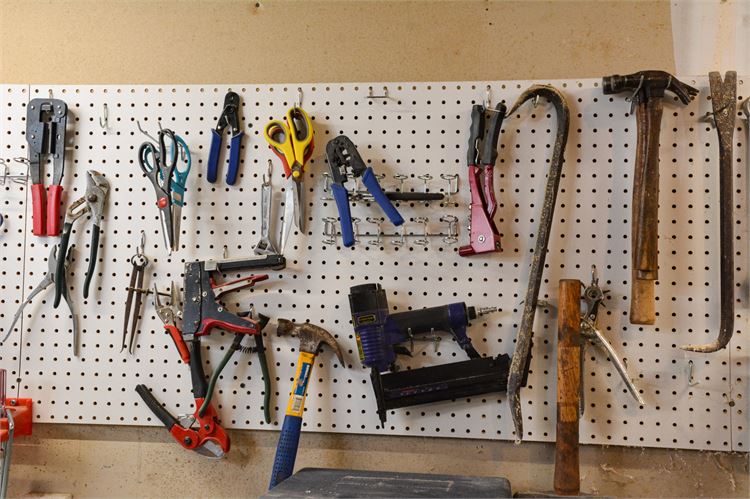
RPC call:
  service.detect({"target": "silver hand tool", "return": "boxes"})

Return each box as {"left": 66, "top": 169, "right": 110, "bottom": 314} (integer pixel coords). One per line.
{"left": 581, "top": 265, "right": 645, "bottom": 406}
{"left": 2, "top": 244, "right": 79, "bottom": 355}
{"left": 254, "top": 160, "right": 278, "bottom": 255}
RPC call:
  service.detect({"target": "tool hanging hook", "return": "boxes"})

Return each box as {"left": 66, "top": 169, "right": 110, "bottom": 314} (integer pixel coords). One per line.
{"left": 366, "top": 86, "right": 389, "bottom": 99}
{"left": 484, "top": 85, "right": 492, "bottom": 109}
{"left": 294, "top": 87, "right": 303, "bottom": 109}
{"left": 265, "top": 159, "right": 273, "bottom": 183}
{"left": 136, "top": 120, "right": 159, "bottom": 143}
{"left": 99, "top": 103, "right": 109, "bottom": 130}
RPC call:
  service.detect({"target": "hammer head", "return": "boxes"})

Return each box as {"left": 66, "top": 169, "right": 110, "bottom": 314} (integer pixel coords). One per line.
{"left": 277, "top": 319, "right": 345, "bottom": 364}
{"left": 602, "top": 70, "right": 698, "bottom": 105}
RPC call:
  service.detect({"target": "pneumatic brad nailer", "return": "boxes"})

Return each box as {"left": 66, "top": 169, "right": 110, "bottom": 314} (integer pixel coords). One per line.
{"left": 348, "top": 283, "right": 511, "bottom": 425}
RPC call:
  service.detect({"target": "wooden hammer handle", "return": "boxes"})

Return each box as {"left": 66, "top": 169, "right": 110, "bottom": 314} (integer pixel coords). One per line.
{"left": 630, "top": 98, "right": 663, "bottom": 325}
{"left": 554, "top": 279, "right": 582, "bottom": 496}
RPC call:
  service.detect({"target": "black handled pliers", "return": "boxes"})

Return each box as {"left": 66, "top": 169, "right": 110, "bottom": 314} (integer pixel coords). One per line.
{"left": 54, "top": 170, "right": 109, "bottom": 307}
{"left": 207, "top": 91, "right": 244, "bottom": 185}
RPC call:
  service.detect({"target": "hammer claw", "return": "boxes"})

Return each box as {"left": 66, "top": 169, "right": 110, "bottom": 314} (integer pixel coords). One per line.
{"left": 277, "top": 319, "right": 345, "bottom": 364}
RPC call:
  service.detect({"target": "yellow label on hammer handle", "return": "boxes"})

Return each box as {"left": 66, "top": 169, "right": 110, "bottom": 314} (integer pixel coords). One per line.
{"left": 285, "top": 351, "right": 315, "bottom": 417}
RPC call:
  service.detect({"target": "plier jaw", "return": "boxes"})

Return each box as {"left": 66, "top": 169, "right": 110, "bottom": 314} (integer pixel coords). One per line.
{"left": 325, "top": 136, "right": 404, "bottom": 247}
{"left": 207, "top": 91, "right": 244, "bottom": 185}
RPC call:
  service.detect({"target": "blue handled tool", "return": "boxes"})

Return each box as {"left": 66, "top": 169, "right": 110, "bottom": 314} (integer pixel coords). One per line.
{"left": 325, "top": 135, "right": 403, "bottom": 247}
{"left": 207, "top": 91, "right": 244, "bottom": 185}
{"left": 269, "top": 320, "right": 344, "bottom": 489}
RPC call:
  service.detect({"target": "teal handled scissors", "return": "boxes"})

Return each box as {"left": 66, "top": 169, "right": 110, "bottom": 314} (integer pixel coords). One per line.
{"left": 170, "top": 135, "right": 191, "bottom": 250}
{"left": 138, "top": 132, "right": 191, "bottom": 252}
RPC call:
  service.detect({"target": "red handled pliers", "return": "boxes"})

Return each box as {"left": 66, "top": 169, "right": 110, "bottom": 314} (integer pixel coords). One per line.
{"left": 135, "top": 335, "right": 229, "bottom": 458}
{"left": 26, "top": 98, "right": 68, "bottom": 236}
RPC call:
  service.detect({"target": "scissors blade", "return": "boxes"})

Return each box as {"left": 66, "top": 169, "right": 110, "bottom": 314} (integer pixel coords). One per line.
{"left": 293, "top": 179, "right": 304, "bottom": 232}
{"left": 158, "top": 209, "right": 173, "bottom": 255}
{"left": 280, "top": 185, "right": 296, "bottom": 254}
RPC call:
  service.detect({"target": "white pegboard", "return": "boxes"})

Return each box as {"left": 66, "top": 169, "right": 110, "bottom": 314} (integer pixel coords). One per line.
{"left": 0, "top": 79, "right": 747, "bottom": 452}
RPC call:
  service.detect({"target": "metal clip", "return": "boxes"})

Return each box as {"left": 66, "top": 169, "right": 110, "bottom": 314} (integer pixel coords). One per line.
{"left": 367, "top": 86, "right": 389, "bottom": 99}
{"left": 413, "top": 217, "right": 429, "bottom": 246}
{"left": 439, "top": 173, "right": 459, "bottom": 201}
{"left": 322, "top": 217, "right": 338, "bottom": 245}
{"left": 391, "top": 224, "right": 407, "bottom": 247}
{"left": 417, "top": 174, "right": 433, "bottom": 193}
{"left": 393, "top": 173, "right": 409, "bottom": 192}
{"left": 366, "top": 217, "right": 385, "bottom": 246}
{"left": 440, "top": 215, "right": 459, "bottom": 244}
{"left": 0, "top": 159, "right": 28, "bottom": 186}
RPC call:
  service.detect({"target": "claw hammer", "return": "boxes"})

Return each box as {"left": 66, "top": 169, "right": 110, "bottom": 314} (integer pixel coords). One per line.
{"left": 602, "top": 71, "right": 698, "bottom": 325}
{"left": 269, "top": 320, "right": 345, "bottom": 489}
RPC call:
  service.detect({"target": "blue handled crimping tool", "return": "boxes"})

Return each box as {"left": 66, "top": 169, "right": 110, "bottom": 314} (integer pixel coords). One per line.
{"left": 207, "top": 91, "right": 244, "bottom": 185}
{"left": 325, "top": 135, "right": 404, "bottom": 247}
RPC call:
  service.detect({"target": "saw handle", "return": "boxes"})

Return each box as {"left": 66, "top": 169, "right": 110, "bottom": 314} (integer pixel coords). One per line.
{"left": 554, "top": 279, "right": 582, "bottom": 496}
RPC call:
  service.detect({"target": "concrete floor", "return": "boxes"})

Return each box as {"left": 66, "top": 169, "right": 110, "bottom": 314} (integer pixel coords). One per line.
{"left": 7, "top": 424, "right": 749, "bottom": 498}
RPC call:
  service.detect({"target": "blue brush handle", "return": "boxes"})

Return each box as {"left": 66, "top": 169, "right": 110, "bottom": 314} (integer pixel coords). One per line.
{"left": 207, "top": 130, "right": 221, "bottom": 183}
{"left": 362, "top": 167, "right": 404, "bottom": 226}
{"left": 331, "top": 183, "right": 355, "bottom": 247}
{"left": 226, "top": 132, "right": 244, "bottom": 185}
{"left": 269, "top": 415, "right": 302, "bottom": 489}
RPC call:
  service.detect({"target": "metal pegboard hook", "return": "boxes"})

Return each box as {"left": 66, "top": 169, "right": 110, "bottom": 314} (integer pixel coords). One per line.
{"left": 99, "top": 103, "right": 110, "bottom": 130}
{"left": 294, "top": 87, "right": 303, "bottom": 109}
{"left": 687, "top": 360, "right": 699, "bottom": 387}
{"left": 366, "top": 86, "right": 389, "bottom": 100}
{"left": 264, "top": 159, "right": 273, "bottom": 184}
{"left": 136, "top": 120, "right": 159, "bottom": 143}
{"left": 483, "top": 85, "right": 492, "bottom": 109}
{"left": 137, "top": 230, "right": 146, "bottom": 257}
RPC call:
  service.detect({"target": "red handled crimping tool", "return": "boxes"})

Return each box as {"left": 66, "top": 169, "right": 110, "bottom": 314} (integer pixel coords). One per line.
{"left": 26, "top": 98, "right": 68, "bottom": 236}
{"left": 459, "top": 103, "right": 505, "bottom": 256}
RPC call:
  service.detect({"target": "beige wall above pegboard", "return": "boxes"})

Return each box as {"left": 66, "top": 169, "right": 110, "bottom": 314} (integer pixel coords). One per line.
{"left": 0, "top": 0, "right": 675, "bottom": 84}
